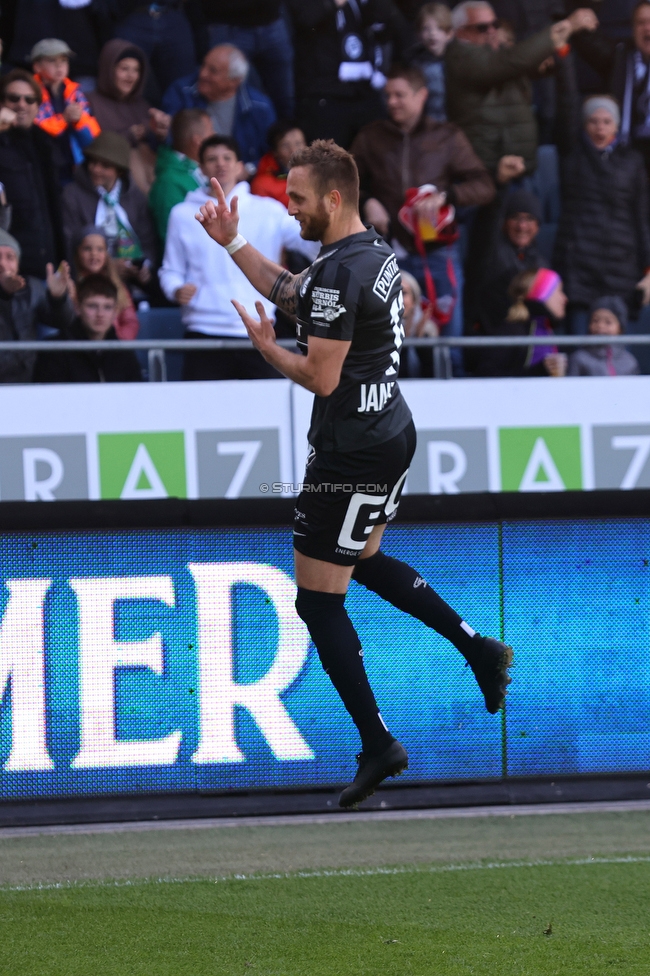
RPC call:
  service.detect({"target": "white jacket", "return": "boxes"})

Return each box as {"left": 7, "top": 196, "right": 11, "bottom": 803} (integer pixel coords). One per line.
{"left": 159, "top": 182, "right": 317, "bottom": 336}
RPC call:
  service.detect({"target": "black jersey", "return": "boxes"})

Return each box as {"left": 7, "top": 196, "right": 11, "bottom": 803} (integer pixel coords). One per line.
{"left": 296, "top": 228, "right": 413, "bottom": 453}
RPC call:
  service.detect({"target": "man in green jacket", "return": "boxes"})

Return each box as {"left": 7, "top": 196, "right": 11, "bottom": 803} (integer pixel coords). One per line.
{"left": 149, "top": 109, "right": 214, "bottom": 241}
{"left": 444, "top": 2, "right": 598, "bottom": 175}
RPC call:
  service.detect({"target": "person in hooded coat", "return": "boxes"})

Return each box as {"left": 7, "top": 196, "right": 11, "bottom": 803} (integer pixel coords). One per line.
{"left": 87, "top": 39, "right": 170, "bottom": 193}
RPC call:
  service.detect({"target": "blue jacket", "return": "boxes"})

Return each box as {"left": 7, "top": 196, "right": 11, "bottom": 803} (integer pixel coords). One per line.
{"left": 162, "top": 75, "right": 276, "bottom": 166}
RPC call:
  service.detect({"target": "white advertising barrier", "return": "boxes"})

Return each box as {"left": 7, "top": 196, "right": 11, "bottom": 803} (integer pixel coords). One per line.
{"left": 0, "top": 381, "right": 294, "bottom": 502}
{"left": 293, "top": 377, "right": 650, "bottom": 493}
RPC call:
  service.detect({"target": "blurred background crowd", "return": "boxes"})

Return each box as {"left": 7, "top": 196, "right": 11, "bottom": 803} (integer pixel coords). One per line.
{"left": 0, "top": 0, "right": 645, "bottom": 382}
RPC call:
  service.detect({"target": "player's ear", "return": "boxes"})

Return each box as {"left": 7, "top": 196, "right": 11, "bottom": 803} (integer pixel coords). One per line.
{"left": 329, "top": 188, "right": 342, "bottom": 213}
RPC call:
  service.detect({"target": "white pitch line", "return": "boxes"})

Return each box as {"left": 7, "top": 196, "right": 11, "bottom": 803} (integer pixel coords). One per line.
{"left": 3, "top": 854, "right": 650, "bottom": 894}
{"left": 1, "top": 798, "right": 650, "bottom": 839}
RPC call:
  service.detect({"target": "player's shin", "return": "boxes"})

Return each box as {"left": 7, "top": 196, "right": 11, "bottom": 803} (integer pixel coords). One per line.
{"left": 295, "top": 587, "right": 394, "bottom": 756}
{"left": 352, "top": 550, "right": 513, "bottom": 713}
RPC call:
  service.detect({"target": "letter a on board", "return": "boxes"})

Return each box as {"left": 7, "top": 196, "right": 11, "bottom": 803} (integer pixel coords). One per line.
{"left": 519, "top": 437, "right": 565, "bottom": 492}
{"left": 120, "top": 443, "right": 168, "bottom": 499}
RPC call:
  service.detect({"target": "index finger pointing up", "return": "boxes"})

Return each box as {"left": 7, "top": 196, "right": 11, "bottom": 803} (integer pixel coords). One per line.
{"left": 211, "top": 177, "right": 227, "bottom": 206}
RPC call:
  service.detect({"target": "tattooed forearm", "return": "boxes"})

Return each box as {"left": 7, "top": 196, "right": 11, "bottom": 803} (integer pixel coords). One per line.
{"left": 269, "top": 268, "right": 308, "bottom": 315}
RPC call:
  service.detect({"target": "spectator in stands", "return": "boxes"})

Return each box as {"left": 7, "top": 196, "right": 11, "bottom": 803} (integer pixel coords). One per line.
{"left": 398, "top": 269, "right": 443, "bottom": 377}
{"left": 444, "top": 2, "right": 598, "bottom": 175}
{"left": 287, "top": 0, "right": 410, "bottom": 148}
{"left": 474, "top": 266, "right": 568, "bottom": 376}
{"left": 160, "top": 134, "right": 317, "bottom": 380}
{"left": 251, "top": 121, "right": 306, "bottom": 207}
{"left": 201, "top": 1, "right": 295, "bottom": 119}
{"left": 572, "top": 1, "right": 650, "bottom": 176}
{"left": 568, "top": 296, "right": 640, "bottom": 376}
{"left": 108, "top": 0, "right": 197, "bottom": 95}
{"left": 554, "top": 52, "right": 650, "bottom": 334}
{"left": 408, "top": 3, "right": 453, "bottom": 121}
{"left": 0, "top": 229, "right": 74, "bottom": 384}
{"left": 87, "top": 39, "right": 171, "bottom": 194}
{"left": 0, "top": 70, "right": 65, "bottom": 279}
{"left": 351, "top": 64, "right": 495, "bottom": 371}
{"left": 34, "top": 273, "right": 142, "bottom": 383}
{"left": 465, "top": 155, "right": 546, "bottom": 335}
{"left": 71, "top": 226, "right": 139, "bottom": 340}
{"left": 62, "top": 132, "right": 157, "bottom": 290}
{"left": 162, "top": 45, "right": 276, "bottom": 171}
{"left": 149, "top": 109, "right": 213, "bottom": 242}
{"left": 30, "top": 39, "right": 101, "bottom": 185}
{"left": 9, "top": 0, "right": 101, "bottom": 90}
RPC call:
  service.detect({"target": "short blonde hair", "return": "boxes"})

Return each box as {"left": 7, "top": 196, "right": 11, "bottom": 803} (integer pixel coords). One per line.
{"left": 418, "top": 3, "right": 453, "bottom": 32}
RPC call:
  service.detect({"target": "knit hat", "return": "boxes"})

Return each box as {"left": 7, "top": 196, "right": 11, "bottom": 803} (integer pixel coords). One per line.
{"left": 583, "top": 96, "right": 621, "bottom": 128}
{"left": 504, "top": 190, "right": 543, "bottom": 224}
{"left": 84, "top": 131, "right": 131, "bottom": 171}
{"left": 589, "top": 295, "right": 628, "bottom": 331}
{"left": 0, "top": 229, "right": 21, "bottom": 259}
{"left": 526, "top": 268, "right": 561, "bottom": 303}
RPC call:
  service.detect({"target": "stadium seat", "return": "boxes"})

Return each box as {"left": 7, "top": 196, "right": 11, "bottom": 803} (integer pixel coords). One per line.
{"left": 136, "top": 305, "right": 185, "bottom": 381}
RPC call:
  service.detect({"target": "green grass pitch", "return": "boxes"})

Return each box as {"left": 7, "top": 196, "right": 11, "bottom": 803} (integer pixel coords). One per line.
{"left": 1, "top": 810, "right": 649, "bottom": 975}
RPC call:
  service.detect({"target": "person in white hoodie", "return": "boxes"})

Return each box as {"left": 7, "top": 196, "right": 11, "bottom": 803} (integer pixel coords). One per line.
{"left": 159, "top": 133, "right": 317, "bottom": 379}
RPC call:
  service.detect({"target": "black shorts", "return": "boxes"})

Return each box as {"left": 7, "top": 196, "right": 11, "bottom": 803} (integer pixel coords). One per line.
{"left": 293, "top": 420, "right": 416, "bottom": 566}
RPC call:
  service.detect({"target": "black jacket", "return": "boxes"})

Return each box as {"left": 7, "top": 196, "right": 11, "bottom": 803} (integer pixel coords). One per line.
{"left": 553, "top": 52, "right": 650, "bottom": 307}
{"left": 62, "top": 165, "right": 158, "bottom": 266}
{"left": 287, "top": 0, "right": 409, "bottom": 100}
{"left": 0, "top": 126, "right": 65, "bottom": 278}
{"left": 464, "top": 187, "right": 546, "bottom": 334}
{"left": 33, "top": 319, "right": 143, "bottom": 383}
{"left": 0, "top": 279, "right": 74, "bottom": 384}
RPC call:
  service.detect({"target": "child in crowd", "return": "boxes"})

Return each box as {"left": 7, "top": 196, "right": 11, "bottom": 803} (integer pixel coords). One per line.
{"left": 474, "top": 268, "right": 568, "bottom": 377}
{"left": 34, "top": 274, "right": 142, "bottom": 384}
{"left": 408, "top": 3, "right": 453, "bottom": 121}
{"left": 31, "top": 38, "right": 101, "bottom": 183}
{"left": 568, "top": 297, "right": 640, "bottom": 376}
{"left": 72, "top": 226, "right": 139, "bottom": 340}
{"left": 251, "top": 121, "right": 307, "bottom": 208}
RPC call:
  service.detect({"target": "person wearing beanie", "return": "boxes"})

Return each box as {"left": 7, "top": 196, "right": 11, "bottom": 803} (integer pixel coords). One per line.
{"left": 31, "top": 38, "right": 101, "bottom": 186}
{"left": 464, "top": 153, "right": 546, "bottom": 368}
{"left": 568, "top": 296, "right": 640, "bottom": 377}
{"left": 473, "top": 267, "right": 569, "bottom": 378}
{"left": 0, "top": 228, "right": 74, "bottom": 384}
{"left": 62, "top": 132, "right": 157, "bottom": 292}
{"left": 554, "top": 48, "right": 650, "bottom": 334}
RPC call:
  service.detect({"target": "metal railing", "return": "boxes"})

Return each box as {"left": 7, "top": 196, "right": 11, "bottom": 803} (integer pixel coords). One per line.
{"left": 6, "top": 333, "right": 650, "bottom": 381}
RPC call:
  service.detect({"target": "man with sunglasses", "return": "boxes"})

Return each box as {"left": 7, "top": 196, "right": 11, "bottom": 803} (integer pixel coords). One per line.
{"left": 0, "top": 69, "right": 64, "bottom": 279}
{"left": 445, "top": 1, "right": 598, "bottom": 175}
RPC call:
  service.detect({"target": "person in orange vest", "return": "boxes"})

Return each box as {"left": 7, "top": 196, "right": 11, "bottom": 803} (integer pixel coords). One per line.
{"left": 30, "top": 38, "right": 101, "bottom": 184}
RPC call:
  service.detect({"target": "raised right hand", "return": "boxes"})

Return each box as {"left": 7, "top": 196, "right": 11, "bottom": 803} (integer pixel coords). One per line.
{"left": 0, "top": 272, "right": 26, "bottom": 294}
{"left": 195, "top": 177, "right": 240, "bottom": 247}
{"left": 0, "top": 106, "right": 16, "bottom": 132}
{"left": 496, "top": 154, "right": 526, "bottom": 184}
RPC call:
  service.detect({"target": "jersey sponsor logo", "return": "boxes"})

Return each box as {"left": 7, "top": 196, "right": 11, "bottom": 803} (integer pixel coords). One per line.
{"left": 357, "top": 382, "right": 396, "bottom": 413}
{"left": 372, "top": 254, "right": 400, "bottom": 302}
{"left": 311, "top": 286, "right": 347, "bottom": 322}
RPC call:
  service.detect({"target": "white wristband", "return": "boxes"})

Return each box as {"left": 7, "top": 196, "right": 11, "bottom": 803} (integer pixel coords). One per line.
{"left": 225, "top": 234, "right": 247, "bottom": 255}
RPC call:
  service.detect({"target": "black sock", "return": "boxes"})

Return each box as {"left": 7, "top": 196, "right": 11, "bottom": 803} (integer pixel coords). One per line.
{"left": 295, "top": 587, "right": 395, "bottom": 756}
{"left": 352, "top": 550, "right": 479, "bottom": 663}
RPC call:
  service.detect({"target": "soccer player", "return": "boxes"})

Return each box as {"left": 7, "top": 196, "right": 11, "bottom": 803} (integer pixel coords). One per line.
{"left": 195, "top": 140, "right": 513, "bottom": 808}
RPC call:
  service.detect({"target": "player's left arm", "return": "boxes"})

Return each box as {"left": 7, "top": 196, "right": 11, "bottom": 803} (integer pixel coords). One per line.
{"left": 233, "top": 299, "right": 350, "bottom": 396}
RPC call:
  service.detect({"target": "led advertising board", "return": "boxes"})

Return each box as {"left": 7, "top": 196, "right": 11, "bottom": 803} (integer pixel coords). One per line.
{"left": 1, "top": 517, "right": 648, "bottom": 802}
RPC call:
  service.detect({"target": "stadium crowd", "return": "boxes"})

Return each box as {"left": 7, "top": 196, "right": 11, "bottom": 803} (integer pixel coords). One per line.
{"left": 0, "top": 0, "right": 646, "bottom": 382}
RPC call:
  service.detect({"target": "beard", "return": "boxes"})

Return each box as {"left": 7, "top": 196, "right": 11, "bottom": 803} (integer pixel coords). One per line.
{"left": 299, "top": 201, "right": 331, "bottom": 242}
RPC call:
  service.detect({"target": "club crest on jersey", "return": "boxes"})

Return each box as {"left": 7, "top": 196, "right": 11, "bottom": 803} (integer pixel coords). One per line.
{"left": 372, "top": 254, "right": 400, "bottom": 302}
{"left": 311, "top": 286, "right": 346, "bottom": 322}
